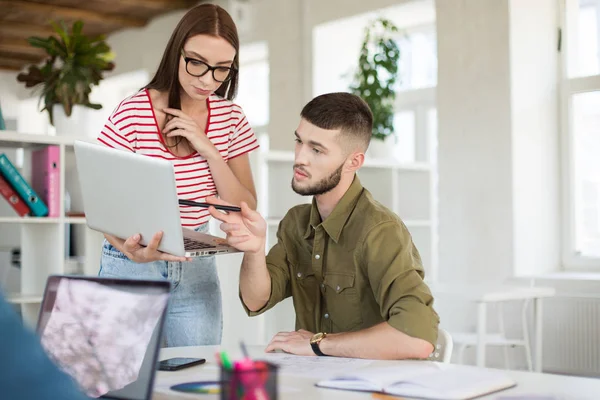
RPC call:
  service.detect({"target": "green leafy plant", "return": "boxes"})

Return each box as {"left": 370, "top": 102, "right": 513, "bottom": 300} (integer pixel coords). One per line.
{"left": 350, "top": 18, "right": 400, "bottom": 141}
{"left": 16, "top": 20, "right": 115, "bottom": 125}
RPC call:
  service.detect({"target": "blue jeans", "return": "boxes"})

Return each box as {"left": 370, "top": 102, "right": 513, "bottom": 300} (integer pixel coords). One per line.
{"left": 98, "top": 224, "right": 222, "bottom": 347}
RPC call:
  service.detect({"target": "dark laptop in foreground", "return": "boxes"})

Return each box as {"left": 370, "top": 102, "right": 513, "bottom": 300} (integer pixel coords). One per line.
{"left": 36, "top": 275, "right": 170, "bottom": 400}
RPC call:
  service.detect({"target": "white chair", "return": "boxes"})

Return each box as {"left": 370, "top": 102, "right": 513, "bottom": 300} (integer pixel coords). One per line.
{"left": 453, "top": 299, "right": 533, "bottom": 371}
{"left": 429, "top": 328, "right": 453, "bottom": 363}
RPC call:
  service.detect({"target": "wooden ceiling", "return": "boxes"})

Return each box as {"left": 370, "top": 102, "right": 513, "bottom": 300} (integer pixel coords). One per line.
{"left": 0, "top": 0, "right": 200, "bottom": 72}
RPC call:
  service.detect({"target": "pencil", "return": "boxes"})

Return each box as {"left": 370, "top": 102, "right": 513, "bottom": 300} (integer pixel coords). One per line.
{"left": 178, "top": 199, "right": 241, "bottom": 212}
{"left": 372, "top": 393, "right": 407, "bottom": 400}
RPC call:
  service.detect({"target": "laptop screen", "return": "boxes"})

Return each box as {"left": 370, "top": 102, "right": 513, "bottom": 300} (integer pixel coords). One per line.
{"left": 36, "top": 275, "right": 170, "bottom": 400}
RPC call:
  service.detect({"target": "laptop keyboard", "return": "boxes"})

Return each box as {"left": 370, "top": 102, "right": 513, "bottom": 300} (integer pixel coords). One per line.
{"left": 183, "top": 237, "right": 213, "bottom": 250}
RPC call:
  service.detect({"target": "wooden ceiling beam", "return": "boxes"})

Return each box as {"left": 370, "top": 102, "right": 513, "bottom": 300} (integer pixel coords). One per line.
{"left": 0, "top": 0, "right": 148, "bottom": 28}
{"left": 0, "top": 21, "right": 55, "bottom": 38}
{"left": 0, "top": 38, "right": 46, "bottom": 56}
{"left": 0, "top": 58, "right": 27, "bottom": 71}
{"left": 111, "top": 0, "right": 194, "bottom": 9}
{"left": 0, "top": 50, "right": 43, "bottom": 63}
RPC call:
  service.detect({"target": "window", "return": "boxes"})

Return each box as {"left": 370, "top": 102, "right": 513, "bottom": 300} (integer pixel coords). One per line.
{"left": 235, "top": 41, "right": 269, "bottom": 130}
{"left": 396, "top": 25, "right": 438, "bottom": 91}
{"left": 571, "top": 92, "right": 600, "bottom": 259}
{"left": 312, "top": 0, "right": 437, "bottom": 164}
{"left": 567, "top": 0, "right": 600, "bottom": 77}
{"left": 563, "top": 0, "right": 600, "bottom": 268}
{"left": 312, "top": 0, "right": 436, "bottom": 94}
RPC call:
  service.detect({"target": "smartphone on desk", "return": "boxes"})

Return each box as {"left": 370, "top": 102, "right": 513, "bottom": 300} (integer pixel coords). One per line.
{"left": 159, "top": 357, "right": 206, "bottom": 371}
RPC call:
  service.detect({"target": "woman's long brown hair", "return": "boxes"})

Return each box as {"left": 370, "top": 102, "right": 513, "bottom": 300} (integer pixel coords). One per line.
{"left": 144, "top": 4, "right": 239, "bottom": 151}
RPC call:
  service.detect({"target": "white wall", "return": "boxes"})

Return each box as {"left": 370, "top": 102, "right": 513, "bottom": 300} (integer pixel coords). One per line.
{"left": 106, "top": 11, "right": 186, "bottom": 78}
{"left": 509, "top": 0, "right": 561, "bottom": 277}
{"left": 0, "top": 71, "right": 21, "bottom": 124}
{"left": 437, "top": 0, "right": 515, "bottom": 283}
{"left": 1, "top": 70, "right": 49, "bottom": 135}
{"left": 436, "top": 0, "right": 561, "bottom": 284}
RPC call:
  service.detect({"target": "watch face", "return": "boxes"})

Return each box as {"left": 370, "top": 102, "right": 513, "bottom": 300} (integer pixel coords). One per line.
{"left": 311, "top": 332, "right": 325, "bottom": 343}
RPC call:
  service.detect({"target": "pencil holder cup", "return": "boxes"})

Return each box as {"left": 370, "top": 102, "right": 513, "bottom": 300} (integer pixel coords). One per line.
{"left": 220, "top": 361, "right": 279, "bottom": 400}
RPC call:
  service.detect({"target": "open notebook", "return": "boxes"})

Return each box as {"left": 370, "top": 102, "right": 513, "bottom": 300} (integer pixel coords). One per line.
{"left": 315, "top": 362, "right": 516, "bottom": 400}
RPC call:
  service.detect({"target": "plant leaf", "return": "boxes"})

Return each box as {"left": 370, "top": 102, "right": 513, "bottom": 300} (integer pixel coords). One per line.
{"left": 349, "top": 17, "right": 400, "bottom": 140}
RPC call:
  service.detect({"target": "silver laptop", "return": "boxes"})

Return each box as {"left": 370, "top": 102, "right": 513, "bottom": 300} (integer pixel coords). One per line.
{"left": 74, "top": 140, "right": 240, "bottom": 257}
{"left": 37, "top": 275, "right": 171, "bottom": 400}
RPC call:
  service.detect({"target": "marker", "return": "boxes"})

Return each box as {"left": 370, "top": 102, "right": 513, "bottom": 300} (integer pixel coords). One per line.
{"left": 220, "top": 351, "right": 233, "bottom": 370}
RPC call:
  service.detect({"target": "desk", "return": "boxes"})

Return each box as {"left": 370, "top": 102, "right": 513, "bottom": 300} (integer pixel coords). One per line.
{"left": 429, "top": 283, "right": 556, "bottom": 372}
{"left": 153, "top": 345, "right": 600, "bottom": 400}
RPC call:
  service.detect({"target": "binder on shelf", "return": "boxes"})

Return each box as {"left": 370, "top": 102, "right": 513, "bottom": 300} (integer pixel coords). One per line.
{"left": 0, "top": 154, "right": 48, "bottom": 216}
{"left": 0, "top": 174, "right": 30, "bottom": 216}
{"left": 32, "top": 145, "right": 60, "bottom": 217}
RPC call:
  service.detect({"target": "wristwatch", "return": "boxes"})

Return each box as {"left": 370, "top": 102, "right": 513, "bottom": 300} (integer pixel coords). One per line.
{"left": 310, "top": 332, "right": 328, "bottom": 356}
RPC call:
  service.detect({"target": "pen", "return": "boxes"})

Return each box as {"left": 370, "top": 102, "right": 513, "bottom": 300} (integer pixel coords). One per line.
{"left": 240, "top": 341, "right": 250, "bottom": 359}
{"left": 178, "top": 199, "right": 241, "bottom": 212}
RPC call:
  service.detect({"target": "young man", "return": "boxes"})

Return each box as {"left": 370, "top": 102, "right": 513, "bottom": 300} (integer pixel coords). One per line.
{"left": 209, "top": 92, "right": 439, "bottom": 360}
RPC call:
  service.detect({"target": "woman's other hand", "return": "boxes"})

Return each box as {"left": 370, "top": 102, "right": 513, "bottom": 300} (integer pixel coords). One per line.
{"left": 163, "top": 108, "right": 220, "bottom": 160}
{"left": 105, "top": 231, "right": 191, "bottom": 263}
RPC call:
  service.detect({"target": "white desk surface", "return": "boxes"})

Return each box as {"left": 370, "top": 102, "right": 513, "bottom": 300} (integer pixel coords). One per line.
{"left": 153, "top": 345, "right": 600, "bottom": 400}
{"left": 428, "top": 283, "right": 556, "bottom": 302}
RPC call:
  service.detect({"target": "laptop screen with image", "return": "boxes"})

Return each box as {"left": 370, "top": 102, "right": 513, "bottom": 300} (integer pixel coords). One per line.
{"left": 36, "top": 275, "right": 170, "bottom": 400}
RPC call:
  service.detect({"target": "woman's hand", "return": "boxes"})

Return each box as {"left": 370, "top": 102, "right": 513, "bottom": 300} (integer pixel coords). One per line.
{"left": 163, "top": 108, "right": 220, "bottom": 160}
{"left": 105, "top": 231, "right": 190, "bottom": 263}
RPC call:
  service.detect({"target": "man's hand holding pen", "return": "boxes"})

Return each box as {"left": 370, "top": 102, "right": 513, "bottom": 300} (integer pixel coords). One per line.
{"left": 206, "top": 196, "right": 267, "bottom": 254}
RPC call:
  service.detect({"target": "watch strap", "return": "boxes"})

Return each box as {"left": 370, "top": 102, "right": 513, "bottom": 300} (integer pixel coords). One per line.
{"left": 311, "top": 340, "right": 327, "bottom": 356}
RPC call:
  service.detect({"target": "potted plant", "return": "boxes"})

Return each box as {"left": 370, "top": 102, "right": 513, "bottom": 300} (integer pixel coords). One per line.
{"left": 16, "top": 20, "right": 115, "bottom": 135}
{"left": 350, "top": 17, "right": 400, "bottom": 159}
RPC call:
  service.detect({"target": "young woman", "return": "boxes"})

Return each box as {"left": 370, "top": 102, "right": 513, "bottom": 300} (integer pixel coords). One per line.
{"left": 96, "top": 4, "right": 258, "bottom": 347}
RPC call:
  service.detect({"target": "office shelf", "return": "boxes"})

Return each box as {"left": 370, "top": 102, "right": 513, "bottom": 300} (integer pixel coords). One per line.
{"left": 0, "top": 132, "right": 103, "bottom": 324}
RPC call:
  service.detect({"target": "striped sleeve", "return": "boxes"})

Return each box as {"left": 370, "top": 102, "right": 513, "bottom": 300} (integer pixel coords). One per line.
{"left": 97, "top": 108, "right": 135, "bottom": 152}
{"left": 228, "top": 107, "right": 259, "bottom": 160}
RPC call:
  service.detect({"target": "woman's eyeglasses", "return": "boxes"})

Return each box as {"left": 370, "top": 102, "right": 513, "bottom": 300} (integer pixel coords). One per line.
{"left": 181, "top": 50, "right": 236, "bottom": 83}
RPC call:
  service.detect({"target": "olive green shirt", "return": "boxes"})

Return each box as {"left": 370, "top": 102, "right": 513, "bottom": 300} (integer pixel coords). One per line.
{"left": 243, "top": 176, "right": 439, "bottom": 346}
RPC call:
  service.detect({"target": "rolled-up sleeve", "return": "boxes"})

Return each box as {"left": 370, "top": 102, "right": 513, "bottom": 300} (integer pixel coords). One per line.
{"left": 241, "top": 221, "right": 292, "bottom": 317}
{"left": 361, "top": 221, "right": 439, "bottom": 346}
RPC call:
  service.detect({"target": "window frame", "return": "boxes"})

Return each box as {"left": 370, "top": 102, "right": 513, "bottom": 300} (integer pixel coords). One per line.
{"left": 560, "top": 0, "right": 600, "bottom": 270}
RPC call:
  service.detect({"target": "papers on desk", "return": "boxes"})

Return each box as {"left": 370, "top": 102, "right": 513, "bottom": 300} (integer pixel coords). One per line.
{"left": 315, "top": 362, "right": 516, "bottom": 400}
{"left": 258, "top": 353, "right": 373, "bottom": 377}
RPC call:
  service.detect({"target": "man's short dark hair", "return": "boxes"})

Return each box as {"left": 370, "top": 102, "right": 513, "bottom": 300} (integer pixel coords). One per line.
{"left": 300, "top": 92, "right": 374, "bottom": 152}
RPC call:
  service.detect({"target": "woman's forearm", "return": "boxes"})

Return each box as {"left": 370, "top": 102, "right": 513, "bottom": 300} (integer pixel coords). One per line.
{"left": 206, "top": 155, "right": 257, "bottom": 209}
{"left": 103, "top": 233, "right": 126, "bottom": 253}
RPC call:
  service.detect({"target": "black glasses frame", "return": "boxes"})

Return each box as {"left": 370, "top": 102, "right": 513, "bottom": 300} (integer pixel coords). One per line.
{"left": 180, "top": 50, "right": 236, "bottom": 83}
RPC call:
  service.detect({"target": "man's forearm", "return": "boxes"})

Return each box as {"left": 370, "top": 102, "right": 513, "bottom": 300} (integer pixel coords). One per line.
{"left": 318, "top": 322, "right": 434, "bottom": 360}
{"left": 239, "top": 250, "right": 272, "bottom": 311}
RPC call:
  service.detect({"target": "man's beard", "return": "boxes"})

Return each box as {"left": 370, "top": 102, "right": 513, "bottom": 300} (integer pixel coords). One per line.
{"left": 291, "top": 163, "right": 344, "bottom": 196}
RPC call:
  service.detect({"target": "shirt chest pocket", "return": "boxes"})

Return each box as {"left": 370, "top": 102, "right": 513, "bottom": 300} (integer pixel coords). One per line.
{"left": 291, "top": 262, "right": 318, "bottom": 313}
{"left": 324, "top": 272, "right": 363, "bottom": 331}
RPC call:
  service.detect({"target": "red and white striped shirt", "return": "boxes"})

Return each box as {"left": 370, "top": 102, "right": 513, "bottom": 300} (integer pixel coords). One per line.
{"left": 97, "top": 89, "right": 259, "bottom": 229}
